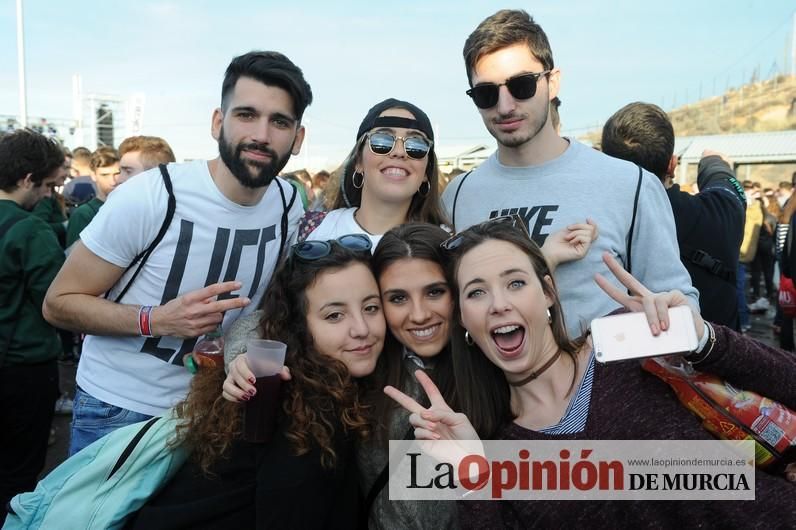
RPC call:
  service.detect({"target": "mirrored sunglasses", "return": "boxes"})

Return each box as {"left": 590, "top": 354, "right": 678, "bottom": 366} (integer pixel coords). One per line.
{"left": 367, "top": 132, "right": 432, "bottom": 160}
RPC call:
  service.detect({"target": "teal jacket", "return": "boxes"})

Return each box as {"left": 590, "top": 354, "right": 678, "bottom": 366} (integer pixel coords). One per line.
{"left": 0, "top": 200, "right": 64, "bottom": 367}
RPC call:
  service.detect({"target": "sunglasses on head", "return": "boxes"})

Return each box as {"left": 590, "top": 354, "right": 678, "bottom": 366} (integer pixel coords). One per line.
{"left": 466, "top": 71, "right": 551, "bottom": 109}
{"left": 291, "top": 233, "right": 373, "bottom": 261}
{"left": 440, "top": 214, "right": 530, "bottom": 251}
{"left": 366, "top": 131, "right": 432, "bottom": 160}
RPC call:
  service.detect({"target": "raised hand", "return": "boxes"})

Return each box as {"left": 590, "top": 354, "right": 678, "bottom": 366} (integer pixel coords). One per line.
{"left": 541, "top": 218, "right": 598, "bottom": 270}
{"left": 384, "top": 370, "right": 484, "bottom": 473}
{"left": 152, "top": 281, "right": 250, "bottom": 338}
{"left": 701, "top": 149, "right": 732, "bottom": 166}
{"left": 594, "top": 252, "right": 705, "bottom": 339}
{"left": 385, "top": 370, "right": 479, "bottom": 441}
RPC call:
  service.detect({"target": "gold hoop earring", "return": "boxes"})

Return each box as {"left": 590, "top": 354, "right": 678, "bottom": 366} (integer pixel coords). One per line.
{"left": 465, "top": 330, "right": 474, "bottom": 346}
{"left": 418, "top": 180, "right": 430, "bottom": 196}
{"left": 352, "top": 171, "right": 364, "bottom": 189}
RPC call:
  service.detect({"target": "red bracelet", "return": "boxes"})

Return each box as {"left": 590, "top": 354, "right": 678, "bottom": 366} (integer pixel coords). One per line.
{"left": 138, "top": 305, "right": 154, "bottom": 337}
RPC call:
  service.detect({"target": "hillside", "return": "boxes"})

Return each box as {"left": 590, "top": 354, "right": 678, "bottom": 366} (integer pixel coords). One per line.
{"left": 582, "top": 74, "right": 796, "bottom": 144}
{"left": 670, "top": 75, "right": 796, "bottom": 136}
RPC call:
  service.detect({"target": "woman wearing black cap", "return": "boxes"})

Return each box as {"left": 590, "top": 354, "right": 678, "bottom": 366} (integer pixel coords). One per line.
{"left": 296, "top": 98, "right": 450, "bottom": 246}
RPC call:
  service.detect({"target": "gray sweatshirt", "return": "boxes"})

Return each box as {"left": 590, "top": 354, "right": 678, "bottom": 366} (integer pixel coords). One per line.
{"left": 442, "top": 139, "right": 699, "bottom": 337}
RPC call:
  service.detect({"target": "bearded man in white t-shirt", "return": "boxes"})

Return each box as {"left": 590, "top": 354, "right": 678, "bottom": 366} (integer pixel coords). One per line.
{"left": 43, "top": 51, "right": 309, "bottom": 455}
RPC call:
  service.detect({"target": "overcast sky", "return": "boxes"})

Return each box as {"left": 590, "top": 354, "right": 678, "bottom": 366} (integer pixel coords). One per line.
{"left": 1, "top": 1, "right": 793, "bottom": 170}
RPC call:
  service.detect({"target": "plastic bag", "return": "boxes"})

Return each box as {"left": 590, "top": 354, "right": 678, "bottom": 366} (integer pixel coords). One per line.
{"left": 643, "top": 356, "right": 796, "bottom": 469}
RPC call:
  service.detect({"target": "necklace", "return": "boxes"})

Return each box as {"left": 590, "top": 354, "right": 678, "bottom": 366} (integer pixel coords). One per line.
{"left": 508, "top": 349, "right": 563, "bottom": 387}
{"left": 352, "top": 208, "right": 376, "bottom": 235}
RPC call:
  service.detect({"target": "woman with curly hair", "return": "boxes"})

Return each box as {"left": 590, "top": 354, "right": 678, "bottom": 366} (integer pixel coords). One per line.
{"left": 129, "top": 235, "right": 385, "bottom": 529}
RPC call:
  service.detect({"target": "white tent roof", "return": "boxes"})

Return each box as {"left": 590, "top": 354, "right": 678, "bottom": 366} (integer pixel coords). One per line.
{"left": 674, "top": 130, "right": 796, "bottom": 165}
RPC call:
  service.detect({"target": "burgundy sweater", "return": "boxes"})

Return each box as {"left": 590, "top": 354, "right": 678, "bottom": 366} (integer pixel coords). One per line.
{"left": 459, "top": 325, "right": 796, "bottom": 529}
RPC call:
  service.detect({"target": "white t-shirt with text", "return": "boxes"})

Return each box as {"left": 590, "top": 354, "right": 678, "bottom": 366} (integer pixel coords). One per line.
{"left": 78, "top": 160, "right": 303, "bottom": 415}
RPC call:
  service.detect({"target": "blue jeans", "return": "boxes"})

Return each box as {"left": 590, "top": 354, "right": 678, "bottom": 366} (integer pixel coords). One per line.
{"left": 69, "top": 386, "right": 152, "bottom": 456}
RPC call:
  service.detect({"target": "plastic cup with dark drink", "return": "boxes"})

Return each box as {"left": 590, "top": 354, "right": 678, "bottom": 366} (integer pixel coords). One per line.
{"left": 244, "top": 339, "right": 287, "bottom": 443}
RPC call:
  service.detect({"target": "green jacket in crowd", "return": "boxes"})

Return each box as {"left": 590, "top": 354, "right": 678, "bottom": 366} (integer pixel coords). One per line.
{"left": 31, "top": 194, "right": 67, "bottom": 248}
{"left": 65, "top": 197, "right": 103, "bottom": 249}
{"left": 0, "top": 200, "right": 65, "bottom": 368}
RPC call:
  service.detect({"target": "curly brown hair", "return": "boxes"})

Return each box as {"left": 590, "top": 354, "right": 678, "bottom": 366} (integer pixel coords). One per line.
{"left": 172, "top": 367, "right": 241, "bottom": 474}
{"left": 173, "top": 244, "right": 376, "bottom": 474}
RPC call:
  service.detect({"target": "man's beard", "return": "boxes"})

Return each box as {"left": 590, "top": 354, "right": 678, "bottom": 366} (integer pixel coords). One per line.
{"left": 218, "top": 128, "right": 292, "bottom": 189}
{"left": 488, "top": 111, "right": 547, "bottom": 149}
{"left": 487, "top": 86, "right": 551, "bottom": 149}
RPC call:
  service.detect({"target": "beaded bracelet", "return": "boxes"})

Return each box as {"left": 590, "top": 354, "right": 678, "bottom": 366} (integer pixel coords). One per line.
{"left": 138, "top": 305, "right": 155, "bottom": 337}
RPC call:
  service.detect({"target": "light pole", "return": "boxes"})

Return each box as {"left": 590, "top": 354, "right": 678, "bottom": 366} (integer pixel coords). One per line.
{"left": 792, "top": 11, "right": 796, "bottom": 77}
{"left": 16, "top": 0, "right": 28, "bottom": 127}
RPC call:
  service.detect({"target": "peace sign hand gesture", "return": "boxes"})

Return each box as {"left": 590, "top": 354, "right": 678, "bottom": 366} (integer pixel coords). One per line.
{"left": 384, "top": 370, "right": 484, "bottom": 468}
{"left": 385, "top": 370, "right": 479, "bottom": 441}
{"left": 594, "top": 252, "right": 705, "bottom": 340}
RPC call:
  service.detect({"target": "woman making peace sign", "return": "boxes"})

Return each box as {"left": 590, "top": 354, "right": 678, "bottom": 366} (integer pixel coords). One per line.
{"left": 386, "top": 219, "right": 796, "bottom": 528}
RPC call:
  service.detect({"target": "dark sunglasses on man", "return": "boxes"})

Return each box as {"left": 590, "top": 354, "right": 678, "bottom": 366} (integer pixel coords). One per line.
{"left": 466, "top": 71, "right": 551, "bottom": 109}
{"left": 292, "top": 233, "right": 373, "bottom": 261}
{"left": 366, "top": 132, "right": 432, "bottom": 160}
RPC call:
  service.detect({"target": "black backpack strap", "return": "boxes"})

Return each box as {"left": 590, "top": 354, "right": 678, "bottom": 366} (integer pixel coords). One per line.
{"left": 276, "top": 179, "right": 298, "bottom": 265}
{"left": 626, "top": 165, "right": 643, "bottom": 275}
{"left": 450, "top": 170, "right": 473, "bottom": 232}
{"left": 109, "top": 164, "right": 177, "bottom": 303}
{"left": 680, "top": 246, "right": 736, "bottom": 285}
{"left": 107, "top": 416, "right": 160, "bottom": 479}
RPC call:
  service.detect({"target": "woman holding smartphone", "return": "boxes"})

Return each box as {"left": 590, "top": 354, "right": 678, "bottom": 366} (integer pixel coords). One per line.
{"left": 386, "top": 218, "right": 796, "bottom": 528}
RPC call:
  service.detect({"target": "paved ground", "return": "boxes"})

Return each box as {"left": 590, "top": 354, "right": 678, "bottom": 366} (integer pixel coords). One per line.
{"left": 41, "top": 308, "right": 783, "bottom": 477}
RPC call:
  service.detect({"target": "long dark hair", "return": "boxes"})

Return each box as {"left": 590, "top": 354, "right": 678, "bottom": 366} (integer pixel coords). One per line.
{"left": 332, "top": 105, "right": 449, "bottom": 227}
{"left": 443, "top": 221, "right": 586, "bottom": 438}
{"left": 368, "top": 222, "right": 457, "bottom": 441}
{"left": 174, "top": 244, "right": 376, "bottom": 472}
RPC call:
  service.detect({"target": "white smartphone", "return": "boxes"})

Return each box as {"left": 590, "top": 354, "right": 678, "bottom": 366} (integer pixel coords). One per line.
{"left": 591, "top": 305, "right": 699, "bottom": 364}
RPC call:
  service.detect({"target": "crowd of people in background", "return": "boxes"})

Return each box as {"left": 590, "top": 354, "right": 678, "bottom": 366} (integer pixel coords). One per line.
{"left": 1, "top": 7, "right": 794, "bottom": 529}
